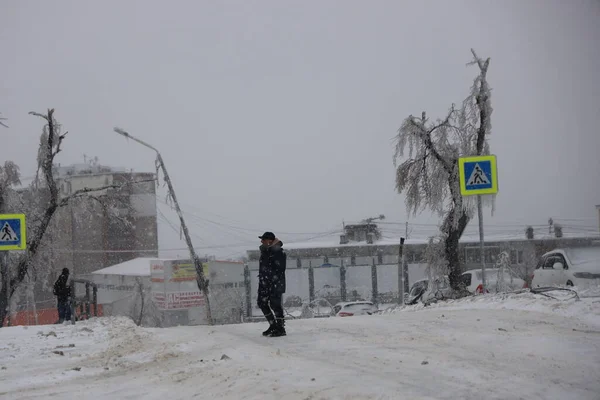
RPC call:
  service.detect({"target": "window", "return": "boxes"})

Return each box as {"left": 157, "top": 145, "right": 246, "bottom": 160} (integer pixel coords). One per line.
{"left": 408, "top": 252, "right": 423, "bottom": 263}
{"left": 461, "top": 273, "right": 472, "bottom": 287}
{"left": 543, "top": 256, "right": 557, "bottom": 269}
{"left": 511, "top": 250, "right": 525, "bottom": 265}
{"left": 555, "top": 254, "right": 568, "bottom": 270}
{"left": 465, "top": 247, "right": 500, "bottom": 264}
{"left": 535, "top": 257, "right": 545, "bottom": 270}
{"left": 465, "top": 248, "right": 481, "bottom": 263}
{"left": 485, "top": 247, "right": 500, "bottom": 264}
{"left": 543, "top": 254, "right": 568, "bottom": 270}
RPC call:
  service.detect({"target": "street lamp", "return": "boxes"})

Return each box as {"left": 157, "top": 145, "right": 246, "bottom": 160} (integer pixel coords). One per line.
{"left": 113, "top": 127, "right": 213, "bottom": 325}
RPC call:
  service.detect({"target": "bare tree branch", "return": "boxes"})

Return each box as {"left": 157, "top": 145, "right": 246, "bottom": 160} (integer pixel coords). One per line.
{"left": 28, "top": 111, "right": 50, "bottom": 121}
{"left": 58, "top": 178, "right": 156, "bottom": 207}
{"left": 0, "top": 113, "right": 8, "bottom": 128}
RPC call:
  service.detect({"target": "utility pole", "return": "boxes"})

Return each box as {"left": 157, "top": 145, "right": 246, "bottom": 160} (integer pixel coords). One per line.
{"left": 2, "top": 251, "right": 9, "bottom": 326}
{"left": 477, "top": 195, "right": 486, "bottom": 292}
{"left": 113, "top": 128, "right": 213, "bottom": 325}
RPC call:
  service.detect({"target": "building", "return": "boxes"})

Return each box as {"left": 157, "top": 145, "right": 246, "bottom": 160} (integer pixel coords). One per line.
{"left": 90, "top": 258, "right": 245, "bottom": 327}
{"left": 247, "top": 221, "right": 600, "bottom": 271}
{"left": 245, "top": 220, "right": 600, "bottom": 307}
{"left": 51, "top": 162, "right": 158, "bottom": 275}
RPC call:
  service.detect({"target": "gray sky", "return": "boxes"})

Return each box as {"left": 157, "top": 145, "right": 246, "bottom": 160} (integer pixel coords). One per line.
{"left": 2, "top": 0, "right": 599, "bottom": 259}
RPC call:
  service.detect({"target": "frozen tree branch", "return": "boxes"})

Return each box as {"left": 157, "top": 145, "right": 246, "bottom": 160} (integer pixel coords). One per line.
{"left": 393, "top": 49, "right": 493, "bottom": 291}
{"left": 0, "top": 109, "right": 157, "bottom": 326}
{"left": 58, "top": 178, "right": 156, "bottom": 207}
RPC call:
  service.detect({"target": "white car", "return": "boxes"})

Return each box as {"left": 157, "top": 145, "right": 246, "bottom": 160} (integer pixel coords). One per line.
{"left": 461, "top": 268, "right": 526, "bottom": 294}
{"left": 532, "top": 247, "right": 600, "bottom": 289}
{"left": 332, "top": 301, "right": 379, "bottom": 317}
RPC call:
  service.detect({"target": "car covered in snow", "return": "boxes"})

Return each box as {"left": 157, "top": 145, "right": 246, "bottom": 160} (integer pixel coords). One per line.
{"left": 532, "top": 247, "right": 600, "bottom": 289}
{"left": 406, "top": 276, "right": 452, "bottom": 305}
{"left": 332, "top": 301, "right": 379, "bottom": 317}
{"left": 461, "top": 268, "right": 525, "bottom": 294}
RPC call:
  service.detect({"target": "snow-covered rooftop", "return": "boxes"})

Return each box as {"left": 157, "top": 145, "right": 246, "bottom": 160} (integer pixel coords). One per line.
{"left": 92, "top": 257, "right": 159, "bottom": 276}
{"left": 281, "top": 232, "right": 600, "bottom": 250}
{"left": 92, "top": 258, "right": 244, "bottom": 276}
{"left": 55, "top": 163, "right": 128, "bottom": 178}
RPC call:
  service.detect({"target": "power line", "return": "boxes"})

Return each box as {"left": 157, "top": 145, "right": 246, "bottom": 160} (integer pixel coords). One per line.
{"left": 155, "top": 195, "right": 341, "bottom": 237}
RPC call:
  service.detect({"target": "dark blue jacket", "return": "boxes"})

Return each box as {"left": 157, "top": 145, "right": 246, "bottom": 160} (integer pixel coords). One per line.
{"left": 258, "top": 240, "right": 286, "bottom": 294}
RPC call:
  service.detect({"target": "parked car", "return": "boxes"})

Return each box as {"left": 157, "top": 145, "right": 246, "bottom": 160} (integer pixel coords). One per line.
{"left": 532, "top": 247, "right": 600, "bottom": 289}
{"left": 406, "top": 276, "right": 452, "bottom": 305}
{"left": 332, "top": 301, "right": 379, "bottom": 317}
{"left": 461, "top": 268, "right": 526, "bottom": 294}
{"left": 406, "top": 279, "right": 429, "bottom": 305}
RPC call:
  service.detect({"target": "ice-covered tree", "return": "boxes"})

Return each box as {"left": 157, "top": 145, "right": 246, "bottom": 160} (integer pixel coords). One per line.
{"left": 393, "top": 50, "right": 493, "bottom": 291}
{"left": 0, "top": 109, "right": 151, "bottom": 326}
{"left": 494, "top": 251, "right": 513, "bottom": 293}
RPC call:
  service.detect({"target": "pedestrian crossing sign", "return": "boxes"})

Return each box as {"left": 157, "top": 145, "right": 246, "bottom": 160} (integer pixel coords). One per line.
{"left": 458, "top": 155, "right": 498, "bottom": 196}
{"left": 0, "top": 214, "right": 27, "bottom": 250}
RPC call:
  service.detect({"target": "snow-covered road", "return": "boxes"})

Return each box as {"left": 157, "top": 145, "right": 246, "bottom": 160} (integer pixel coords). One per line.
{"left": 1, "top": 294, "right": 599, "bottom": 400}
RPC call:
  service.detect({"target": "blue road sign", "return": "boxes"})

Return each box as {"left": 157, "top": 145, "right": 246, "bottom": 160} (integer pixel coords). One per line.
{"left": 458, "top": 155, "right": 498, "bottom": 196}
{"left": 0, "top": 214, "right": 27, "bottom": 250}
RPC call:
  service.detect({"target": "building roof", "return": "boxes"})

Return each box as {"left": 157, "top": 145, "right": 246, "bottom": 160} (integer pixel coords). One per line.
{"left": 279, "top": 232, "right": 600, "bottom": 251}
{"left": 91, "top": 258, "right": 244, "bottom": 277}
{"left": 92, "top": 257, "right": 158, "bottom": 276}
{"left": 55, "top": 163, "right": 127, "bottom": 177}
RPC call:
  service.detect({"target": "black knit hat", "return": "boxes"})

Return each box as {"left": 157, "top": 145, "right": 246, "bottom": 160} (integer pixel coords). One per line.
{"left": 258, "top": 232, "right": 276, "bottom": 240}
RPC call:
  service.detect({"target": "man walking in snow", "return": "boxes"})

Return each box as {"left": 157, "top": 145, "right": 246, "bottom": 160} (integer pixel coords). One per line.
{"left": 257, "top": 232, "right": 287, "bottom": 337}
{"left": 53, "top": 268, "right": 72, "bottom": 323}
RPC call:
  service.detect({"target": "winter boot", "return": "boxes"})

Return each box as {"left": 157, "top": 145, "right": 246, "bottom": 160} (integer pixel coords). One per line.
{"left": 262, "top": 321, "right": 276, "bottom": 336}
{"left": 269, "top": 318, "right": 286, "bottom": 337}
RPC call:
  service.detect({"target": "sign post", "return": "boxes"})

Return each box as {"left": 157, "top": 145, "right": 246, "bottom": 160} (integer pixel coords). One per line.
{"left": 0, "top": 214, "right": 27, "bottom": 326}
{"left": 458, "top": 156, "right": 498, "bottom": 292}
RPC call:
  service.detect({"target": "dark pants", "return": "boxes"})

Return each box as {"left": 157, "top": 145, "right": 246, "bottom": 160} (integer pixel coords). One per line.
{"left": 57, "top": 300, "right": 71, "bottom": 322}
{"left": 257, "top": 288, "right": 283, "bottom": 322}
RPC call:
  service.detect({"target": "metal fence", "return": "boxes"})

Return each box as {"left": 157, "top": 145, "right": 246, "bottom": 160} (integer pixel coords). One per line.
{"left": 243, "top": 259, "right": 428, "bottom": 318}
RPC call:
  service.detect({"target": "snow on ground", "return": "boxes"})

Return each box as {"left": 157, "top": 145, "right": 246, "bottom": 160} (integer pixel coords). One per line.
{"left": 1, "top": 294, "right": 600, "bottom": 400}
{"left": 387, "top": 288, "right": 600, "bottom": 329}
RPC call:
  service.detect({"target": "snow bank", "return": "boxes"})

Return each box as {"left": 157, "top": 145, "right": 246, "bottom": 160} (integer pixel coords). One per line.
{"left": 0, "top": 317, "right": 144, "bottom": 394}
{"left": 387, "top": 288, "right": 600, "bottom": 328}
{"left": 2, "top": 307, "right": 600, "bottom": 399}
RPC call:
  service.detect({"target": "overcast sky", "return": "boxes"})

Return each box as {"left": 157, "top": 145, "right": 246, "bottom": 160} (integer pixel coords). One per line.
{"left": 2, "top": 0, "right": 599, "bottom": 259}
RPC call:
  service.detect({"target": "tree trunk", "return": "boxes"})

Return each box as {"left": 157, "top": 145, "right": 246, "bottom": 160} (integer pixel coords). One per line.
{"left": 443, "top": 210, "right": 470, "bottom": 291}
{"left": 0, "top": 277, "right": 8, "bottom": 327}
